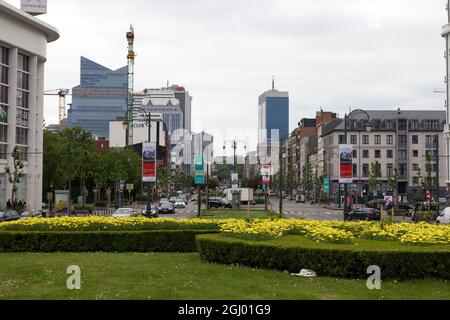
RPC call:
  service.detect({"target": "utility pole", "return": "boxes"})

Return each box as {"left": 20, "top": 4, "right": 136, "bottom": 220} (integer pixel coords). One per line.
{"left": 436, "top": 134, "right": 440, "bottom": 217}
{"left": 67, "top": 142, "right": 71, "bottom": 217}
{"left": 343, "top": 113, "right": 349, "bottom": 220}
{"left": 126, "top": 25, "right": 135, "bottom": 147}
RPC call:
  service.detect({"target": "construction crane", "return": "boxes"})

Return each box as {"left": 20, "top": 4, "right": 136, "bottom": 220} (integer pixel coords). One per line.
{"left": 44, "top": 89, "right": 71, "bottom": 122}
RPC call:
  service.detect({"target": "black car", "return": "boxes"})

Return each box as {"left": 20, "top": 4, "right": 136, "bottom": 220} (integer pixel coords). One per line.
{"left": 143, "top": 205, "right": 159, "bottom": 218}
{"left": 208, "top": 198, "right": 232, "bottom": 209}
{"left": 158, "top": 202, "right": 175, "bottom": 214}
{"left": 349, "top": 208, "right": 381, "bottom": 221}
{"left": 0, "top": 210, "right": 20, "bottom": 222}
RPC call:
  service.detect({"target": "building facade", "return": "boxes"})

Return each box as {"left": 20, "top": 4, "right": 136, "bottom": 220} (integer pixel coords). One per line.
{"left": 66, "top": 57, "right": 127, "bottom": 139}
{"left": 0, "top": 0, "right": 59, "bottom": 209}
{"left": 168, "top": 85, "right": 192, "bottom": 133}
{"left": 257, "top": 81, "right": 289, "bottom": 163}
{"left": 135, "top": 88, "right": 184, "bottom": 137}
{"left": 318, "top": 109, "right": 446, "bottom": 202}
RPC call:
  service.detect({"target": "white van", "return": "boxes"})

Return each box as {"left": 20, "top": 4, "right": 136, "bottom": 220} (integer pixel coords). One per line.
{"left": 436, "top": 207, "right": 450, "bottom": 225}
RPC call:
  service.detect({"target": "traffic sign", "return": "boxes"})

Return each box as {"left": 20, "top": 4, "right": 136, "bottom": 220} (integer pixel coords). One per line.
{"left": 323, "top": 178, "right": 330, "bottom": 194}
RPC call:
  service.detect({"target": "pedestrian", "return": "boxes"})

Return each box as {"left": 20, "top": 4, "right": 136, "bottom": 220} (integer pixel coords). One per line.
{"left": 6, "top": 199, "right": 11, "bottom": 209}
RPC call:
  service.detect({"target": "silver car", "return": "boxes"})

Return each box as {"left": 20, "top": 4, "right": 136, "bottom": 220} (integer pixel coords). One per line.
{"left": 112, "top": 208, "right": 136, "bottom": 217}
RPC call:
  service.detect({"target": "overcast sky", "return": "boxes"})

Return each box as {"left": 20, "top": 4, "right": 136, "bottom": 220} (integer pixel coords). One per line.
{"left": 5, "top": 0, "right": 448, "bottom": 155}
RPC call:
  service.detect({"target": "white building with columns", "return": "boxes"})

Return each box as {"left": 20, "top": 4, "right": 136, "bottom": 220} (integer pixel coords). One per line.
{"left": 0, "top": 1, "right": 59, "bottom": 209}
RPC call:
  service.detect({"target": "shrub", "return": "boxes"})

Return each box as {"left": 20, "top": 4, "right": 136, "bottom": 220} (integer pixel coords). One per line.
{"left": 95, "top": 200, "right": 107, "bottom": 207}
{"left": 196, "top": 234, "right": 450, "bottom": 280}
{"left": 0, "top": 230, "right": 218, "bottom": 252}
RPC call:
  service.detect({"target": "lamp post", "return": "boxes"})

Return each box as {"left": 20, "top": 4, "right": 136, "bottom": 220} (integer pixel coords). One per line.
{"left": 123, "top": 107, "right": 153, "bottom": 212}
{"left": 343, "top": 109, "right": 371, "bottom": 220}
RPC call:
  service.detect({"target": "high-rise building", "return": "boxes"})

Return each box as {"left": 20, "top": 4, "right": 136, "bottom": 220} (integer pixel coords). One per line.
{"left": 257, "top": 78, "right": 289, "bottom": 162}
{"left": 0, "top": 0, "right": 59, "bottom": 209}
{"left": 66, "top": 57, "right": 127, "bottom": 138}
{"left": 167, "top": 85, "right": 192, "bottom": 133}
{"left": 134, "top": 88, "right": 184, "bottom": 136}
{"left": 442, "top": 2, "right": 450, "bottom": 191}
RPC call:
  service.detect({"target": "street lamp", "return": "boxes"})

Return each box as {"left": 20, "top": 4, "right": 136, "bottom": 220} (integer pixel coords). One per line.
{"left": 343, "top": 109, "right": 371, "bottom": 219}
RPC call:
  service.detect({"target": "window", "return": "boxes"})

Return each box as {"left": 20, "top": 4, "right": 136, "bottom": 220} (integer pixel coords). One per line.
{"left": 398, "top": 135, "right": 407, "bottom": 146}
{"left": 387, "top": 164, "right": 393, "bottom": 177}
{"left": 433, "top": 164, "right": 438, "bottom": 173}
{"left": 350, "top": 135, "right": 357, "bottom": 145}
{"left": 412, "top": 164, "right": 419, "bottom": 171}
{"left": 387, "top": 150, "right": 393, "bottom": 158}
{"left": 399, "top": 164, "right": 407, "bottom": 177}
{"left": 363, "top": 164, "right": 369, "bottom": 177}
{"left": 17, "top": 53, "right": 29, "bottom": 72}
{"left": 0, "top": 124, "right": 7, "bottom": 143}
{"left": 425, "top": 135, "right": 436, "bottom": 147}
{"left": 410, "top": 120, "right": 419, "bottom": 130}
{"left": 1, "top": 46, "right": 9, "bottom": 65}
{"left": 398, "top": 119, "right": 407, "bottom": 130}
{"left": 339, "top": 135, "right": 345, "bottom": 144}
{"left": 413, "top": 150, "right": 419, "bottom": 157}
{"left": 398, "top": 150, "right": 407, "bottom": 160}
{"left": 412, "top": 135, "right": 418, "bottom": 144}
{"left": 16, "top": 127, "right": 28, "bottom": 145}
{"left": 385, "top": 120, "right": 394, "bottom": 130}
{"left": 424, "top": 120, "right": 440, "bottom": 130}
{"left": 353, "top": 164, "right": 357, "bottom": 177}
{"left": 363, "top": 150, "right": 369, "bottom": 158}
{"left": 362, "top": 135, "right": 369, "bottom": 145}
{"left": 373, "top": 120, "right": 381, "bottom": 129}
{"left": 352, "top": 150, "right": 357, "bottom": 159}
{"left": 375, "top": 150, "right": 381, "bottom": 158}
{"left": 0, "top": 144, "right": 6, "bottom": 159}
{"left": 374, "top": 135, "right": 381, "bottom": 145}
{"left": 0, "top": 65, "right": 7, "bottom": 85}
{"left": 387, "top": 135, "right": 393, "bottom": 145}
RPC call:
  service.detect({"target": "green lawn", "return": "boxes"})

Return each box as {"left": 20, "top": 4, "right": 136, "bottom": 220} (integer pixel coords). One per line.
{"left": 0, "top": 252, "right": 448, "bottom": 300}
{"left": 199, "top": 210, "right": 274, "bottom": 219}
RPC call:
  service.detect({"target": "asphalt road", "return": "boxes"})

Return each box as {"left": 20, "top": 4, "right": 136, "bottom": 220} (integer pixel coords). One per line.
{"left": 158, "top": 198, "right": 346, "bottom": 221}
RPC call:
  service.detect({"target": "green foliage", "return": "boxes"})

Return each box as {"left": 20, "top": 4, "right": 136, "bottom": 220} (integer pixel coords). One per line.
{"left": 368, "top": 161, "right": 381, "bottom": 194}
{"left": 300, "top": 161, "right": 313, "bottom": 199}
{"left": 196, "top": 234, "right": 450, "bottom": 280}
{"left": 4, "top": 146, "right": 25, "bottom": 202}
{"left": 0, "top": 230, "right": 218, "bottom": 252}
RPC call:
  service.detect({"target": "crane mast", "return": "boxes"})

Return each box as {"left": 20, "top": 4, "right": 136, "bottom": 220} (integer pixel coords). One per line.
{"left": 126, "top": 25, "right": 135, "bottom": 147}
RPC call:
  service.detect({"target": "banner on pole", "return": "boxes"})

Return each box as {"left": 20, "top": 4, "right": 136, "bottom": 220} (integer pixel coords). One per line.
{"left": 231, "top": 173, "right": 239, "bottom": 190}
{"left": 261, "top": 164, "right": 271, "bottom": 186}
{"left": 194, "top": 155, "right": 205, "bottom": 185}
{"left": 339, "top": 144, "right": 353, "bottom": 184}
{"left": 142, "top": 142, "right": 157, "bottom": 183}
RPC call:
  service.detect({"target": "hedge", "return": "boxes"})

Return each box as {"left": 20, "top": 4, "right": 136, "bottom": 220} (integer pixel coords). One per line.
{"left": 196, "top": 234, "right": 450, "bottom": 280}
{"left": 0, "top": 230, "right": 218, "bottom": 253}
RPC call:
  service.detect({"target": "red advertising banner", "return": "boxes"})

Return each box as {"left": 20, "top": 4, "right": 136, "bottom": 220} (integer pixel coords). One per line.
{"left": 142, "top": 142, "right": 157, "bottom": 183}
{"left": 339, "top": 144, "right": 353, "bottom": 184}
{"left": 261, "top": 164, "right": 271, "bottom": 186}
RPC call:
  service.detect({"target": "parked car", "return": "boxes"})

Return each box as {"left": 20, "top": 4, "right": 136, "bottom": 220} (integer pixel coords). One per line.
{"left": 208, "top": 198, "right": 233, "bottom": 209}
{"left": 159, "top": 198, "right": 169, "bottom": 204}
{"left": 296, "top": 194, "right": 306, "bottom": 203}
{"left": 20, "top": 210, "right": 43, "bottom": 219}
{"left": 169, "top": 197, "right": 178, "bottom": 204}
{"left": 191, "top": 194, "right": 198, "bottom": 202}
{"left": 158, "top": 202, "right": 175, "bottom": 214}
{"left": 349, "top": 208, "right": 381, "bottom": 221}
{"left": 112, "top": 208, "right": 136, "bottom": 217}
{"left": 0, "top": 210, "right": 20, "bottom": 222}
{"left": 143, "top": 205, "right": 159, "bottom": 218}
{"left": 385, "top": 202, "right": 412, "bottom": 211}
{"left": 436, "top": 207, "right": 450, "bottom": 224}
{"left": 174, "top": 199, "right": 186, "bottom": 208}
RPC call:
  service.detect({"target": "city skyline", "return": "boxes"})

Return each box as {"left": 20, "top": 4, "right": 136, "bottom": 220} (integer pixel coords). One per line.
{"left": 4, "top": 0, "right": 447, "bottom": 154}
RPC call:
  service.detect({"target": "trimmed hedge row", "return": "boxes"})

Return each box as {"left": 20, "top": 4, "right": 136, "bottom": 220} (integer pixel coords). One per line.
{"left": 0, "top": 230, "right": 218, "bottom": 253}
{"left": 196, "top": 234, "right": 450, "bottom": 280}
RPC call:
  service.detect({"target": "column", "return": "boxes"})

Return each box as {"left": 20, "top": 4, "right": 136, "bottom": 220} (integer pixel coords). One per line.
{"left": 26, "top": 55, "right": 38, "bottom": 210}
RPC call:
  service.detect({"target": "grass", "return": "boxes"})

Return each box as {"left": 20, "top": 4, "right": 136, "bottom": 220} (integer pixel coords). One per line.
{"left": 206, "top": 234, "right": 450, "bottom": 252}
{"left": 199, "top": 210, "right": 275, "bottom": 219}
{"left": 0, "top": 252, "right": 449, "bottom": 300}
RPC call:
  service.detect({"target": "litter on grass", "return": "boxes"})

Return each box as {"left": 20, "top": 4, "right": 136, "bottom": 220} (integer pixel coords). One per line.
{"left": 291, "top": 269, "right": 317, "bottom": 278}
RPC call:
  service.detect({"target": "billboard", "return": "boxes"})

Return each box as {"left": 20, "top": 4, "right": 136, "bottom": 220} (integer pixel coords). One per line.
{"left": 194, "top": 155, "right": 204, "bottom": 185}
{"left": 54, "top": 190, "right": 69, "bottom": 215}
{"left": 339, "top": 144, "right": 353, "bottom": 184}
{"left": 261, "top": 164, "right": 271, "bottom": 186}
{"left": 142, "top": 142, "right": 157, "bottom": 183}
{"left": 21, "top": 0, "right": 47, "bottom": 15}
{"left": 231, "top": 173, "right": 239, "bottom": 190}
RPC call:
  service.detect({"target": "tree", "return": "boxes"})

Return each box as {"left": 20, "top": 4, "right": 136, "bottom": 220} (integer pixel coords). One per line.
{"left": 207, "top": 177, "right": 219, "bottom": 190}
{"left": 368, "top": 161, "right": 381, "bottom": 198}
{"left": 5, "top": 146, "right": 25, "bottom": 205}
{"left": 388, "top": 167, "right": 400, "bottom": 213}
{"left": 300, "top": 161, "right": 313, "bottom": 200}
